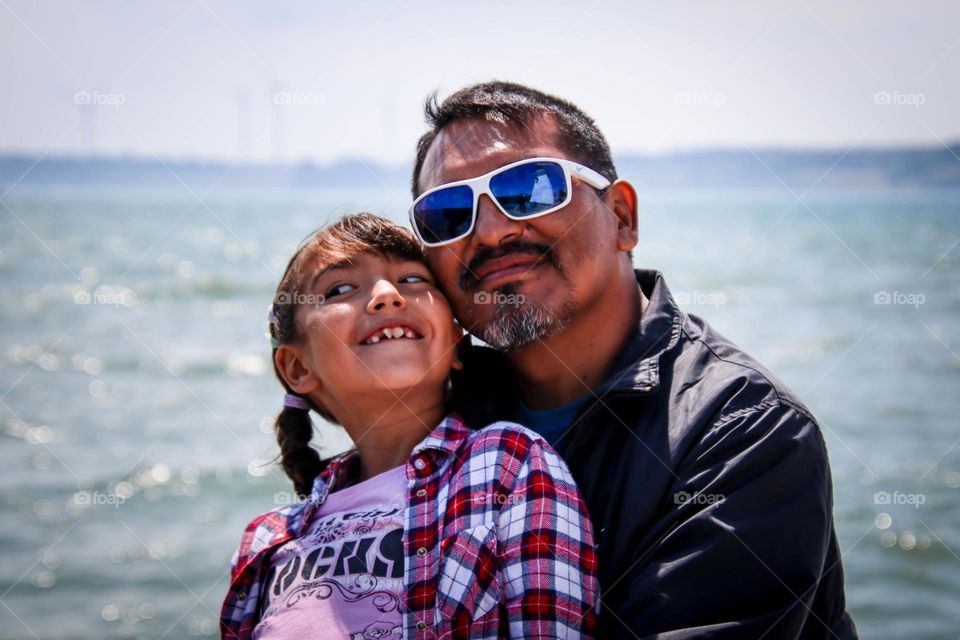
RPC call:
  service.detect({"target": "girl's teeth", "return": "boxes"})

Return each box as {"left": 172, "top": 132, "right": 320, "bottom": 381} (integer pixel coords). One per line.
{"left": 369, "top": 326, "right": 417, "bottom": 343}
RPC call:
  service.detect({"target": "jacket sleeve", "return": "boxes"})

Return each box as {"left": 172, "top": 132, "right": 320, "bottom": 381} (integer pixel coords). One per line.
{"left": 612, "top": 400, "right": 853, "bottom": 639}
{"left": 497, "top": 439, "right": 600, "bottom": 639}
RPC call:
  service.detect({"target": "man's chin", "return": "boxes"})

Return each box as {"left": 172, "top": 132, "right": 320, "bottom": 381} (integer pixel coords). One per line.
{"left": 472, "top": 297, "right": 572, "bottom": 352}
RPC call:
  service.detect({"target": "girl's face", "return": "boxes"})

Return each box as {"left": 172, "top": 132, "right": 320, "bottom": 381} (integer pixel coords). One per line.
{"left": 277, "top": 252, "right": 461, "bottom": 413}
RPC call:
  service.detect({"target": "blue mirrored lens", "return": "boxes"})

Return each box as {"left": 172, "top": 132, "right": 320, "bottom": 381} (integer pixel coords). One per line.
{"left": 413, "top": 185, "right": 474, "bottom": 244}
{"left": 489, "top": 161, "right": 567, "bottom": 217}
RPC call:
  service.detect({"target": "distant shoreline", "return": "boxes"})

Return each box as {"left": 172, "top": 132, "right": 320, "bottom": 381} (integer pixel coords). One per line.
{"left": 2, "top": 143, "right": 959, "bottom": 191}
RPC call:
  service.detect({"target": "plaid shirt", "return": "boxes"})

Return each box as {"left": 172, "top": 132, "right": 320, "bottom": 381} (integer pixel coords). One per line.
{"left": 220, "top": 414, "right": 598, "bottom": 639}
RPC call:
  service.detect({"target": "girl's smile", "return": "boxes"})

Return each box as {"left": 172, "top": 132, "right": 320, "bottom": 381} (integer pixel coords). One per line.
{"left": 361, "top": 323, "right": 423, "bottom": 345}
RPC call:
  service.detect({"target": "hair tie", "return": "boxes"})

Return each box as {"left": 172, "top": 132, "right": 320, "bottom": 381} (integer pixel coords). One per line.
{"left": 283, "top": 393, "right": 311, "bottom": 411}
{"left": 267, "top": 308, "right": 281, "bottom": 349}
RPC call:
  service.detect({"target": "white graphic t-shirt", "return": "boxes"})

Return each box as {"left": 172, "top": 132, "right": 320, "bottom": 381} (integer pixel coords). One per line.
{"left": 252, "top": 465, "right": 407, "bottom": 640}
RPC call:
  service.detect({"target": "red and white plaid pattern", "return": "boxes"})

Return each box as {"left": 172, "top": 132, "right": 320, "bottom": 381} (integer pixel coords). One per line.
{"left": 220, "top": 414, "right": 598, "bottom": 639}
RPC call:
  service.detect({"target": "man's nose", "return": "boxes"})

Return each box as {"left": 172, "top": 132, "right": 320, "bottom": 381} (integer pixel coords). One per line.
{"left": 367, "top": 280, "right": 406, "bottom": 312}
{"left": 472, "top": 194, "right": 524, "bottom": 248}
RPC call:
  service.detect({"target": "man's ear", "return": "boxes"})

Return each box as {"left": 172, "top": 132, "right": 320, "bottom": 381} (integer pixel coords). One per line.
{"left": 274, "top": 344, "right": 321, "bottom": 394}
{"left": 607, "top": 179, "right": 639, "bottom": 252}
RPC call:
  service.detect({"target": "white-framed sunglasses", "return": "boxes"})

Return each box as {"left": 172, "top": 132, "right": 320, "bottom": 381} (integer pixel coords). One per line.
{"left": 409, "top": 157, "right": 611, "bottom": 247}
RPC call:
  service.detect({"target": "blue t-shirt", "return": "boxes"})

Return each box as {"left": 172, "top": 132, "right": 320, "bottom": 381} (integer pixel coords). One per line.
{"left": 515, "top": 393, "right": 591, "bottom": 449}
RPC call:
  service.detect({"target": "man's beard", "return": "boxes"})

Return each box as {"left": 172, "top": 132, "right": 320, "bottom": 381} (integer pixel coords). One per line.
{"left": 460, "top": 240, "right": 573, "bottom": 352}
{"left": 474, "top": 281, "right": 573, "bottom": 352}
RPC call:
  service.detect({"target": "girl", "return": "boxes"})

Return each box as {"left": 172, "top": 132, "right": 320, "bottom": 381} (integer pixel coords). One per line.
{"left": 220, "top": 214, "right": 597, "bottom": 639}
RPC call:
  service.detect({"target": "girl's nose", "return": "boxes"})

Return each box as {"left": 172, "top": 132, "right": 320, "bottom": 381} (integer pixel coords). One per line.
{"left": 367, "top": 279, "right": 406, "bottom": 312}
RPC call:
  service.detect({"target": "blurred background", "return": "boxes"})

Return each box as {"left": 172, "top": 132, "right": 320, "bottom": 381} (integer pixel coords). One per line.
{"left": 1, "top": 1, "right": 959, "bottom": 638}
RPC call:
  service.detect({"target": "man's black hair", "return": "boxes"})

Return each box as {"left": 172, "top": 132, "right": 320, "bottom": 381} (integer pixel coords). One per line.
{"left": 411, "top": 81, "right": 617, "bottom": 197}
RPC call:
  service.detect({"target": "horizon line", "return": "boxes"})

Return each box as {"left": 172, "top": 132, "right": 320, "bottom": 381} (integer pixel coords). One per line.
{"left": 1, "top": 138, "right": 958, "bottom": 169}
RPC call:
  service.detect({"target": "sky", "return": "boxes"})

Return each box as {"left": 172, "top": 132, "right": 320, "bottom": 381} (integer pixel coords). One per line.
{"left": 1, "top": 0, "right": 958, "bottom": 165}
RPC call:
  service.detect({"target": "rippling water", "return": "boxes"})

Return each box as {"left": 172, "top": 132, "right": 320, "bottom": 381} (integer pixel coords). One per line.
{"left": 1, "top": 185, "right": 958, "bottom": 639}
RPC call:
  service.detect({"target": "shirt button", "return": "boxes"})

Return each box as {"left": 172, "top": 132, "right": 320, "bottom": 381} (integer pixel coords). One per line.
{"left": 413, "top": 458, "right": 426, "bottom": 470}
{"left": 416, "top": 488, "right": 427, "bottom": 497}
{"left": 416, "top": 620, "right": 427, "bottom": 631}
{"left": 236, "top": 591, "right": 246, "bottom": 600}
{"left": 416, "top": 546, "right": 427, "bottom": 557}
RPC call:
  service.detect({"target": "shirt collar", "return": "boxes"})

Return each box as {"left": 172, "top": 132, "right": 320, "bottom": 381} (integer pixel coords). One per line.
{"left": 308, "top": 413, "right": 470, "bottom": 501}
{"left": 410, "top": 412, "right": 471, "bottom": 456}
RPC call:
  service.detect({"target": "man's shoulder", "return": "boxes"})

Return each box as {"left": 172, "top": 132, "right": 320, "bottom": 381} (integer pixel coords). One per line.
{"left": 672, "top": 310, "right": 816, "bottom": 427}
{"left": 628, "top": 311, "right": 831, "bottom": 481}
{"left": 625, "top": 270, "right": 814, "bottom": 428}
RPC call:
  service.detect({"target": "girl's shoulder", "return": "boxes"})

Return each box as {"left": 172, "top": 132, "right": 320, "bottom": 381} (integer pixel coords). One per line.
{"left": 455, "top": 419, "right": 567, "bottom": 476}
{"left": 245, "top": 446, "right": 359, "bottom": 512}
{"left": 233, "top": 449, "right": 360, "bottom": 571}
{"left": 463, "top": 419, "right": 552, "bottom": 451}
{"left": 230, "top": 500, "right": 307, "bottom": 578}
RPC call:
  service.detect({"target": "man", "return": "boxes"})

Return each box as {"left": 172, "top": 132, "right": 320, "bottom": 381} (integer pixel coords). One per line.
{"left": 409, "top": 81, "right": 857, "bottom": 638}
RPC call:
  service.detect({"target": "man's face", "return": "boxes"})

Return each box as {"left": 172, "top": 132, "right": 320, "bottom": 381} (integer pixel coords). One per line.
{"left": 417, "top": 115, "right": 629, "bottom": 351}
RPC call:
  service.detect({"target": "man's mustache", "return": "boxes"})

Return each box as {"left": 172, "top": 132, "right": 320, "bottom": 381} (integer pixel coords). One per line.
{"left": 460, "top": 241, "right": 559, "bottom": 291}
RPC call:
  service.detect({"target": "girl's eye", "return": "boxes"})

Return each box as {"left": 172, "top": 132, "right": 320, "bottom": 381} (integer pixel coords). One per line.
{"left": 399, "top": 273, "right": 431, "bottom": 285}
{"left": 324, "top": 283, "right": 355, "bottom": 298}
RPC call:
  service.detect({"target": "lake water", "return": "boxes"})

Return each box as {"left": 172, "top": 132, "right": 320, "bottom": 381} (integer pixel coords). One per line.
{"left": 1, "top": 183, "right": 958, "bottom": 639}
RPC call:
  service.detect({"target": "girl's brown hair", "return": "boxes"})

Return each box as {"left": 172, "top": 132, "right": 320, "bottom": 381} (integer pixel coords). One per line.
{"left": 269, "top": 213, "right": 424, "bottom": 496}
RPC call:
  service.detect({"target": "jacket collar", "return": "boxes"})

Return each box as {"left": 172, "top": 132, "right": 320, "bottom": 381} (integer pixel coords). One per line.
{"left": 596, "top": 269, "right": 685, "bottom": 395}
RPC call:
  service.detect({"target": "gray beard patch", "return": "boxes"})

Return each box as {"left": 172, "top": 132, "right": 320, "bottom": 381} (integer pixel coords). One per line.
{"left": 475, "top": 284, "right": 573, "bottom": 352}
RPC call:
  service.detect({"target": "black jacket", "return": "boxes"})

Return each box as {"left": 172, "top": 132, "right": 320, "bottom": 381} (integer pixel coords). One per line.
{"left": 452, "top": 270, "right": 858, "bottom": 639}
